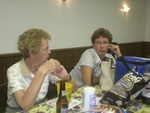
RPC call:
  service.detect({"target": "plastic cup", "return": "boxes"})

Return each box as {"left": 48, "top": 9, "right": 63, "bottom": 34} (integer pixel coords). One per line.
{"left": 82, "top": 86, "right": 96, "bottom": 111}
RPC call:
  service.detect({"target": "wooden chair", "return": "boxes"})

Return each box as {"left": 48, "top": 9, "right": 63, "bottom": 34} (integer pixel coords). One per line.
{"left": 46, "top": 82, "right": 57, "bottom": 100}
{"left": 0, "top": 83, "right": 8, "bottom": 113}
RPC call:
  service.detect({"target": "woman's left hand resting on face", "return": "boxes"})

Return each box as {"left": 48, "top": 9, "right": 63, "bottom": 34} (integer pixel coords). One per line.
{"left": 109, "top": 44, "right": 122, "bottom": 57}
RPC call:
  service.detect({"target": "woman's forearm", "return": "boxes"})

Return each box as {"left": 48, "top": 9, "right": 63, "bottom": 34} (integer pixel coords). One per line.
{"left": 91, "top": 76, "right": 100, "bottom": 85}
{"left": 15, "top": 73, "right": 45, "bottom": 111}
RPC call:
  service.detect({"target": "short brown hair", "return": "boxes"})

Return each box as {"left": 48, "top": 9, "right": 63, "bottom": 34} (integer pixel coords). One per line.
{"left": 91, "top": 28, "right": 113, "bottom": 44}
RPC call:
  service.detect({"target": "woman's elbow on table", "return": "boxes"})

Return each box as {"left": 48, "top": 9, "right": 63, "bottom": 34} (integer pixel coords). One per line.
{"left": 16, "top": 99, "right": 35, "bottom": 111}
{"left": 20, "top": 105, "right": 33, "bottom": 112}
{"left": 14, "top": 91, "right": 35, "bottom": 111}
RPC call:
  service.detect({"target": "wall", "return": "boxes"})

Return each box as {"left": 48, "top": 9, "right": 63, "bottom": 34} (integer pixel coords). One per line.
{"left": 145, "top": 0, "right": 150, "bottom": 41}
{"left": 0, "top": 0, "right": 149, "bottom": 54}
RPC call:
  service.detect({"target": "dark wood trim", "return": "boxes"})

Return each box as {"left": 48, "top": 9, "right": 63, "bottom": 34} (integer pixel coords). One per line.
{"left": 0, "top": 83, "right": 8, "bottom": 113}
{"left": 0, "top": 41, "right": 150, "bottom": 85}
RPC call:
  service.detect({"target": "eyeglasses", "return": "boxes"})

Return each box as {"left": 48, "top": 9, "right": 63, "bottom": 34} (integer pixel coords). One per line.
{"left": 41, "top": 47, "right": 50, "bottom": 52}
{"left": 95, "top": 41, "right": 109, "bottom": 45}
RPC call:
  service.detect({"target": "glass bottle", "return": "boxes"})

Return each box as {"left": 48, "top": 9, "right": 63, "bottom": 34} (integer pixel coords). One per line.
{"left": 56, "top": 80, "right": 68, "bottom": 113}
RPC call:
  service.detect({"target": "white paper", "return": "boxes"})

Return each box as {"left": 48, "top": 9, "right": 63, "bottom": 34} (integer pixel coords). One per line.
{"left": 68, "top": 99, "right": 82, "bottom": 110}
{"left": 47, "top": 98, "right": 81, "bottom": 110}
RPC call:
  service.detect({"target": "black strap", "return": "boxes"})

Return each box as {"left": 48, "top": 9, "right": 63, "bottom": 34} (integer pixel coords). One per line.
{"left": 119, "top": 56, "right": 131, "bottom": 71}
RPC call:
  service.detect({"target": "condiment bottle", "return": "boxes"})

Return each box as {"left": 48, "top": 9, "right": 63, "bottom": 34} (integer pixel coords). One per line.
{"left": 56, "top": 80, "right": 68, "bottom": 113}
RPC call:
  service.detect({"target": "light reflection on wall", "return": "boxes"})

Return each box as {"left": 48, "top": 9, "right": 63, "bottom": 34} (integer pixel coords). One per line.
{"left": 57, "top": 0, "right": 71, "bottom": 7}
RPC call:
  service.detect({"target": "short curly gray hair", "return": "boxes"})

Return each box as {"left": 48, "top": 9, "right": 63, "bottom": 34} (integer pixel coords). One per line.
{"left": 18, "top": 28, "right": 51, "bottom": 58}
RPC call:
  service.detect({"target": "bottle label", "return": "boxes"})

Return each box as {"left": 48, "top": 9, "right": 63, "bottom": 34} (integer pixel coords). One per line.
{"left": 61, "top": 90, "right": 66, "bottom": 96}
{"left": 60, "top": 108, "right": 68, "bottom": 113}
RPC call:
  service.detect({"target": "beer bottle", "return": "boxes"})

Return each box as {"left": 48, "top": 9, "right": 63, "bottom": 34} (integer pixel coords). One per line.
{"left": 56, "top": 80, "right": 68, "bottom": 113}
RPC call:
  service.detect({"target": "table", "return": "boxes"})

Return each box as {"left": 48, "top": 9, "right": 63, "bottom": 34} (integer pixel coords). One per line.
{"left": 19, "top": 85, "right": 150, "bottom": 113}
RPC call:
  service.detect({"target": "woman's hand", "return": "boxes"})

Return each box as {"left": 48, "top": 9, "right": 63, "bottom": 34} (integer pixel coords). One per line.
{"left": 51, "top": 66, "right": 69, "bottom": 81}
{"left": 109, "top": 44, "right": 122, "bottom": 56}
{"left": 36, "top": 59, "right": 69, "bottom": 80}
{"left": 37, "top": 59, "right": 62, "bottom": 76}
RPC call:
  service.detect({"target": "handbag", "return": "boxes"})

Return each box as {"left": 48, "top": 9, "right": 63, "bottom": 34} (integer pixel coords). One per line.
{"left": 114, "top": 56, "right": 150, "bottom": 83}
{"left": 99, "top": 60, "right": 115, "bottom": 91}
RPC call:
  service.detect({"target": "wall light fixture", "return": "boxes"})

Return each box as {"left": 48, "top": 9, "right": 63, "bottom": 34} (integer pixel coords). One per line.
{"left": 122, "top": 5, "right": 130, "bottom": 14}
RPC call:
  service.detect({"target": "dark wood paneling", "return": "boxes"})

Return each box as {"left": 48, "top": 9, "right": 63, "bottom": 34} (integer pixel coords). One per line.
{"left": 0, "top": 59, "right": 2, "bottom": 84}
{"left": 119, "top": 42, "right": 145, "bottom": 57}
{"left": 50, "top": 47, "right": 89, "bottom": 72}
{"left": 14, "top": 56, "right": 22, "bottom": 63}
{"left": 0, "top": 83, "right": 8, "bottom": 113}
{"left": 0, "top": 41, "right": 150, "bottom": 85}
{"left": 144, "top": 42, "right": 150, "bottom": 57}
{"left": 2, "top": 58, "right": 14, "bottom": 83}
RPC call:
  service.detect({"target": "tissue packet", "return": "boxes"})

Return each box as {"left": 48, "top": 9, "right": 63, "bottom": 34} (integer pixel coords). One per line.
{"left": 100, "top": 71, "right": 150, "bottom": 109}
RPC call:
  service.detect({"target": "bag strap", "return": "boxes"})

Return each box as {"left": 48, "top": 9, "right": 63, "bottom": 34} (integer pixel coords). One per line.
{"left": 119, "top": 56, "right": 131, "bottom": 71}
{"left": 117, "top": 56, "right": 140, "bottom": 76}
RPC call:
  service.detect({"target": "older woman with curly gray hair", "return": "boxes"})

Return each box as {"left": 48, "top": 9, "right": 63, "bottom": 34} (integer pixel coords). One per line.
{"left": 6, "top": 28, "right": 70, "bottom": 113}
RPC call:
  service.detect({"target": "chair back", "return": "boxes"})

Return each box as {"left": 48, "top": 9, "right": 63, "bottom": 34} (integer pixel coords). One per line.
{"left": 0, "top": 83, "right": 8, "bottom": 113}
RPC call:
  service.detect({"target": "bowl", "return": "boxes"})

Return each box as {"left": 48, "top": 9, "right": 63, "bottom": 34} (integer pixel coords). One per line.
{"left": 56, "top": 82, "right": 73, "bottom": 102}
